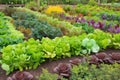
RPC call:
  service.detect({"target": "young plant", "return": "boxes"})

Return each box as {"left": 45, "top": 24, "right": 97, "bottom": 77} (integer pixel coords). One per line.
{"left": 7, "top": 71, "right": 33, "bottom": 80}
{"left": 70, "top": 63, "right": 120, "bottom": 80}
{"left": 39, "top": 69, "right": 58, "bottom": 80}
{"left": 53, "top": 63, "right": 71, "bottom": 79}
{"left": 81, "top": 38, "right": 100, "bottom": 54}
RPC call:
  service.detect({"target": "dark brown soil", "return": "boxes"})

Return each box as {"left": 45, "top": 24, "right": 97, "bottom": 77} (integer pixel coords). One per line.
{"left": 0, "top": 48, "right": 120, "bottom": 80}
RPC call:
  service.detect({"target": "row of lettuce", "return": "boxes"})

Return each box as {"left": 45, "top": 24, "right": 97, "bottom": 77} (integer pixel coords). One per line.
{"left": 1, "top": 29, "right": 120, "bottom": 74}
{"left": 0, "top": 12, "right": 24, "bottom": 50}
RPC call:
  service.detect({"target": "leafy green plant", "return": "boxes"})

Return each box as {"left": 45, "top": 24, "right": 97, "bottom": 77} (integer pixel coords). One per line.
{"left": 74, "top": 22, "right": 94, "bottom": 34}
{"left": 39, "top": 62, "right": 120, "bottom": 80}
{"left": 1, "top": 38, "right": 45, "bottom": 74}
{"left": 0, "top": 12, "right": 24, "bottom": 51}
{"left": 0, "top": 34, "right": 100, "bottom": 74}
{"left": 64, "top": 4, "right": 120, "bottom": 17}
{"left": 112, "top": 33, "right": 120, "bottom": 49}
{"left": 39, "top": 69, "right": 67, "bottom": 80}
{"left": 15, "top": 7, "right": 84, "bottom": 36}
{"left": 2, "top": 28, "right": 120, "bottom": 75}
{"left": 25, "top": 1, "right": 38, "bottom": 8}
{"left": 63, "top": 5, "right": 72, "bottom": 12}
{"left": 39, "top": 69, "right": 58, "bottom": 80}
{"left": 88, "top": 0, "right": 97, "bottom": 6}
{"left": 69, "top": 34, "right": 86, "bottom": 56}
{"left": 81, "top": 38, "right": 100, "bottom": 54}
{"left": 41, "top": 37, "right": 71, "bottom": 59}
{"left": 70, "top": 63, "right": 120, "bottom": 80}
{"left": 88, "top": 29, "right": 112, "bottom": 49}
{"left": 11, "top": 12, "right": 63, "bottom": 40}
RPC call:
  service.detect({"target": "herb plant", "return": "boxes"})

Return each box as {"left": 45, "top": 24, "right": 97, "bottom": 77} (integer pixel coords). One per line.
{"left": 70, "top": 63, "right": 120, "bottom": 80}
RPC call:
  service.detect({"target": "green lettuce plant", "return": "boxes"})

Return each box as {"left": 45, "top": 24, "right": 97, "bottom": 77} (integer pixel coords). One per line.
{"left": 81, "top": 38, "right": 100, "bottom": 54}
{"left": 0, "top": 12, "right": 24, "bottom": 51}
{"left": 112, "top": 33, "right": 120, "bottom": 49}
{"left": 0, "top": 38, "right": 45, "bottom": 74}
{"left": 88, "top": 29, "right": 112, "bottom": 49}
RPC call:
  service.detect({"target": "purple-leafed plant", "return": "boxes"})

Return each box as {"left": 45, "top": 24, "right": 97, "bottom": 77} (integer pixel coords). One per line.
{"left": 95, "top": 52, "right": 107, "bottom": 59}
{"left": 89, "top": 55, "right": 100, "bottom": 65}
{"left": 68, "top": 52, "right": 120, "bottom": 67}
{"left": 110, "top": 53, "right": 120, "bottom": 61}
{"left": 101, "top": 13, "right": 107, "bottom": 20}
{"left": 88, "top": 19, "right": 95, "bottom": 26}
{"left": 101, "top": 13, "right": 120, "bottom": 22}
{"left": 69, "top": 58, "right": 81, "bottom": 65}
{"left": 103, "top": 57, "right": 114, "bottom": 64}
{"left": 53, "top": 63, "right": 71, "bottom": 79}
{"left": 7, "top": 71, "right": 33, "bottom": 80}
{"left": 107, "top": 24, "right": 120, "bottom": 33}
{"left": 93, "top": 52, "right": 120, "bottom": 64}
{"left": 58, "top": 13, "right": 120, "bottom": 34}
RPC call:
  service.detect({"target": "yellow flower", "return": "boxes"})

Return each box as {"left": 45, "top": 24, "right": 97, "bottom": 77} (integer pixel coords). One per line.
{"left": 45, "top": 5, "right": 65, "bottom": 14}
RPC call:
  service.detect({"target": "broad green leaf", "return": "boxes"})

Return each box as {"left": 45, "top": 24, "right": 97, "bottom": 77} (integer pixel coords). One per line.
{"left": 1, "top": 63, "right": 10, "bottom": 73}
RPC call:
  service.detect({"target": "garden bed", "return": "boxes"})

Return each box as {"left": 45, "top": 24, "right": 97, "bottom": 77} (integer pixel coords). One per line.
{"left": 0, "top": 48, "right": 120, "bottom": 80}
{"left": 0, "top": 1, "right": 120, "bottom": 80}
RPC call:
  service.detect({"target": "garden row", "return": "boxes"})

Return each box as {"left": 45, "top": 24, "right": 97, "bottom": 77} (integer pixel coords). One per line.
{"left": 7, "top": 57, "right": 120, "bottom": 80}
{"left": 0, "top": 12, "right": 24, "bottom": 50}
{"left": 15, "top": 7, "right": 83, "bottom": 36}
{"left": 1, "top": 28, "right": 120, "bottom": 74}
{"left": 43, "top": 61, "right": 120, "bottom": 80}
{"left": 41, "top": 5, "right": 120, "bottom": 33}
{"left": 63, "top": 4, "right": 120, "bottom": 23}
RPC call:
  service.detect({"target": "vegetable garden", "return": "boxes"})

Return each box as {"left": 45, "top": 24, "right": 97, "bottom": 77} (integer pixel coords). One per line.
{"left": 0, "top": 0, "right": 120, "bottom": 80}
